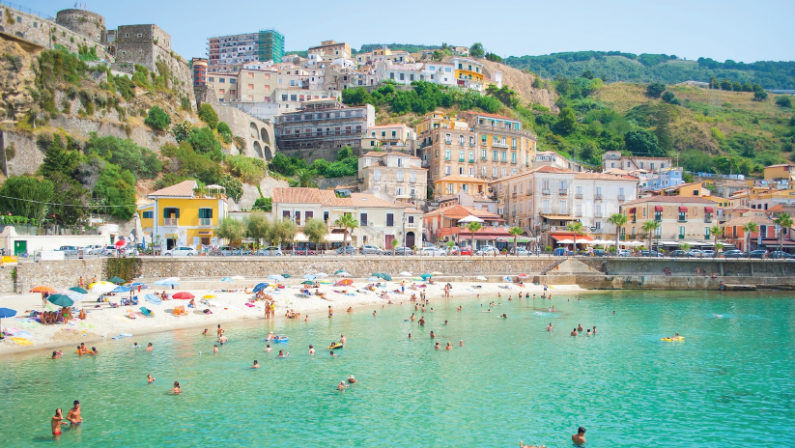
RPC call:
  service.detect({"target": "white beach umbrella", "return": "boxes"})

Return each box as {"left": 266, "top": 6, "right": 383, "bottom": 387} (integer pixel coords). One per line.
{"left": 399, "top": 271, "right": 412, "bottom": 277}
{"left": 476, "top": 276, "right": 487, "bottom": 281}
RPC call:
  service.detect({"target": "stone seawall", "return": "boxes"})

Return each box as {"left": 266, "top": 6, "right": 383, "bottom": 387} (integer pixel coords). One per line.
{"left": 2, "top": 256, "right": 794, "bottom": 294}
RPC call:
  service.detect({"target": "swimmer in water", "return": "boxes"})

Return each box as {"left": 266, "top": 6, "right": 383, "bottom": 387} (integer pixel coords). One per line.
{"left": 347, "top": 375, "right": 357, "bottom": 384}
{"left": 445, "top": 342, "right": 452, "bottom": 351}
{"left": 340, "top": 334, "right": 346, "bottom": 344}
{"left": 592, "top": 326, "right": 597, "bottom": 335}
{"left": 430, "top": 330, "right": 436, "bottom": 339}
{"left": 146, "top": 342, "right": 153, "bottom": 352}
{"left": 252, "top": 360, "right": 260, "bottom": 368}
{"left": 459, "top": 340, "right": 464, "bottom": 347}
{"left": 278, "top": 350, "right": 288, "bottom": 358}
{"left": 457, "top": 305, "right": 462, "bottom": 311}
{"left": 51, "top": 350, "right": 62, "bottom": 359}
{"left": 133, "top": 342, "right": 139, "bottom": 350}
{"left": 219, "top": 335, "right": 228, "bottom": 345}
{"left": 202, "top": 328, "right": 208, "bottom": 336}
{"left": 408, "top": 333, "right": 412, "bottom": 340}
{"left": 434, "top": 342, "right": 441, "bottom": 350}
{"left": 337, "top": 381, "right": 347, "bottom": 391}
{"left": 546, "top": 322, "right": 553, "bottom": 332}
{"left": 213, "top": 344, "right": 219, "bottom": 354}
{"left": 586, "top": 329, "right": 591, "bottom": 337}
{"left": 170, "top": 381, "right": 182, "bottom": 394}
{"left": 520, "top": 442, "right": 546, "bottom": 448}
{"left": 501, "top": 313, "right": 508, "bottom": 319}
{"left": 51, "top": 408, "right": 67, "bottom": 437}
{"left": 265, "top": 344, "right": 272, "bottom": 352}
{"left": 147, "top": 374, "right": 155, "bottom": 383}
{"left": 66, "top": 400, "right": 81, "bottom": 425}
{"left": 572, "top": 427, "right": 586, "bottom": 445}
{"left": 444, "top": 320, "right": 448, "bottom": 325}
{"left": 577, "top": 323, "right": 584, "bottom": 332}
{"left": 309, "top": 345, "right": 315, "bottom": 356}
{"left": 570, "top": 328, "right": 578, "bottom": 336}
{"left": 330, "top": 350, "right": 335, "bottom": 357}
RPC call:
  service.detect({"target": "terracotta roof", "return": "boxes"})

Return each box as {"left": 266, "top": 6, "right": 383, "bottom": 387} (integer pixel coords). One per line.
{"left": 574, "top": 172, "right": 637, "bottom": 181}
{"left": 460, "top": 111, "right": 517, "bottom": 121}
{"left": 722, "top": 215, "right": 774, "bottom": 227}
{"left": 424, "top": 204, "right": 501, "bottom": 220}
{"left": 621, "top": 196, "right": 717, "bottom": 206}
{"left": 530, "top": 165, "right": 574, "bottom": 174}
{"left": 272, "top": 187, "right": 337, "bottom": 204}
{"left": 148, "top": 180, "right": 198, "bottom": 198}
{"left": 434, "top": 175, "right": 489, "bottom": 184}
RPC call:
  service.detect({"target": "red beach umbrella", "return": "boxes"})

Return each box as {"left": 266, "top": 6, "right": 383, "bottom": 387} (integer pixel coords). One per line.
{"left": 172, "top": 292, "right": 194, "bottom": 300}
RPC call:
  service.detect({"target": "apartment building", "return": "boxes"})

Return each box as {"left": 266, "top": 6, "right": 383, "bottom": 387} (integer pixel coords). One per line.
{"left": 450, "top": 57, "right": 485, "bottom": 90}
{"left": 492, "top": 166, "right": 638, "bottom": 241}
{"left": 206, "top": 65, "right": 278, "bottom": 103}
{"left": 272, "top": 187, "right": 423, "bottom": 249}
{"left": 361, "top": 124, "right": 416, "bottom": 152}
{"left": 308, "top": 40, "right": 351, "bottom": 60}
{"left": 373, "top": 61, "right": 456, "bottom": 87}
{"left": 358, "top": 151, "right": 427, "bottom": 205}
{"left": 192, "top": 58, "right": 208, "bottom": 87}
{"left": 274, "top": 100, "right": 375, "bottom": 161}
{"left": 619, "top": 196, "right": 718, "bottom": 244}
{"left": 207, "top": 30, "right": 284, "bottom": 73}
{"left": 533, "top": 151, "right": 587, "bottom": 172}
{"left": 602, "top": 150, "right": 672, "bottom": 172}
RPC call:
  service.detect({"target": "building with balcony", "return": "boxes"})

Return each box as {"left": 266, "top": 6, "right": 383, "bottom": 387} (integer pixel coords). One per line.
{"left": 450, "top": 57, "right": 485, "bottom": 90}
{"left": 274, "top": 100, "right": 375, "bottom": 161}
{"left": 207, "top": 30, "right": 284, "bottom": 73}
{"left": 192, "top": 58, "right": 208, "bottom": 87}
{"left": 643, "top": 167, "right": 684, "bottom": 191}
{"left": 533, "top": 151, "right": 587, "bottom": 172}
{"left": 272, "top": 188, "right": 423, "bottom": 249}
{"left": 359, "top": 151, "right": 427, "bottom": 206}
{"left": 138, "top": 180, "right": 228, "bottom": 251}
{"left": 422, "top": 205, "right": 508, "bottom": 247}
{"left": 308, "top": 40, "right": 351, "bottom": 60}
{"left": 361, "top": 124, "right": 416, "bottom": 153}
{"left": 491, "top": 166, "right": 638, "bottom": 243}
{"left": 602, "top": 150, "right": 672, "bottom": 172}
{"left": 619, "top": 196, "right": 718, "bottom": 245}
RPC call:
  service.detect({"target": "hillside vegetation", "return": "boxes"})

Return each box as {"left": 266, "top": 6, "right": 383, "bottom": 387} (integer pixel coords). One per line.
{"left": 504, "top": 51, "right": 795, "bottom": 90}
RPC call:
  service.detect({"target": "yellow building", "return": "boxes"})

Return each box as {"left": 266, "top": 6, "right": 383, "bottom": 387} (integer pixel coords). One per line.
{"left": 138, "top": 180, "right": 228, "bottom": 251}
{"left": 763, "top": 164, "right": 794, "bottom": 182}
{"left": 451, "top": 57, "right": 485, "bottom": 89}
{"left": 434, "top": 175, "right": 490, "bottom": 197}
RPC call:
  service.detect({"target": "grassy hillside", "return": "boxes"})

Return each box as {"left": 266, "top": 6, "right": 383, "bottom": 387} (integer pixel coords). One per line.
{"left": 504, "top": 51, "right": 795, "bottom": 90}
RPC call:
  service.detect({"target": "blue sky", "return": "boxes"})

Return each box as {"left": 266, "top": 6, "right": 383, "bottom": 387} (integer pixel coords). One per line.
{"left": 25, "top": 0, "right": 795, "bottom": 62}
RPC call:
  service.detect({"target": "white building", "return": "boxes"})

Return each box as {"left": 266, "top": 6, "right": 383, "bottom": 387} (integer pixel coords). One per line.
{"left": 358, "top": 151, "right": 427, "bottom": 206}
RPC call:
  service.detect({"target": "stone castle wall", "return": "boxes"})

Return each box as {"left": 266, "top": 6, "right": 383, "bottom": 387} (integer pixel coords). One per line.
{"left": 55, "top": 9, "right": 105, "bottom": 44}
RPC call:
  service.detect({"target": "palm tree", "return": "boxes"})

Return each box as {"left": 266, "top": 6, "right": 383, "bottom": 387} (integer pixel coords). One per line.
{"left": 773, "top": 212, "right": 793, "bottom": 253}
{"left": 607, "top": 213, "right": 628, "bottom": 252}
{"left": 303, "top": 218, "right": 328, "bottom": 251}
{"left": 466, "top": 221, "right": 482, "bottom": 253}
{"left": 509, "top": 226, "right": 523, "bottom": 256}
{"left": 295, "top": 169, "right": 317, "bottom": 188}
{"left": 566, "top": 221, "right": 584, "bottom": 254}
{"left": 334, "top": 214, "right": 359, "bottom": 254}
{"left": 742, "top": 222, "right": 758, "bottom": 252}
{"left": 642, "top": 220, "right": 660, "bottom": 255}
{"left": 709, "top": 225, "right": 722, "bottom": 257}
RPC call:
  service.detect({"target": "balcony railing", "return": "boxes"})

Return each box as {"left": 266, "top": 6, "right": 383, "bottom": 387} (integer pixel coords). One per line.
{"left": 492, "top": 142, "right": 508, "bottom": 149}
{"left": 542, "top": 189, "right": 551, "bottom": 195}
{"left": 574, "top": 193, "right": 583, "bottom": 199}
{"left": 199, "top": 218, "right": 212, "bottom": 226}
{"left": 164, "top": 218, "right": 178, "bottom": 226}
{"left": 559, "top": 189, "right": 568, "bottom": 196}
{"left": 617, "top": 195, "right": 626, "bottom": 201}
{"left": 594, "top": 193, "right": 602, "bottom": 200}
{"left": 511, "top": 192, "right": 517, "bottom": 198}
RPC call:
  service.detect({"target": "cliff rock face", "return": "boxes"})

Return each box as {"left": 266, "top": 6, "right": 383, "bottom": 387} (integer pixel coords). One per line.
{"left": 0, "top": 40, "right": 36, "bottom": 122}
{"left": 480, "top": 59, "right": 558, "bottom": 112}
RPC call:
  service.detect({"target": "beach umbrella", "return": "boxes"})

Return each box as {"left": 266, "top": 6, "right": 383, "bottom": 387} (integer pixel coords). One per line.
{"left": 335, "top": 279, "right": 353, "bottom": 286}
{"left": 335, "top": 270, "right": 351, "bottom": 277}
{"left": 111, "top": 285, "right": 131, "bottom": 294}
{"left": 89, "top": 281, "right": 116, "bottom": 294}
{"left": 47, "top": 294, "right": 74, "bottom": 307}
{"left": 253, "top": 283, "right": 269, "bottom": 293}
{"left": 315, "top": 272, "right": 329, "bottom": 278}
{"left": 69, "top": 287, "right": 88, "bottom": 294}
{"left": 476, "top": 276, "right": 487, "bottom": 281}
{"left": 268, "top": 274, "right": 284, "bottom": 282}
{"left": 517, "top": 273, "right": 529, "bottom": 279}
{"left": 172, "top": 292, "right": 194, "bottom": 300}
{"left": 399, "top": 271, "right": 412, "bottom": 277}
{"left": 62, "top": 290, "right": 86, "bottom": 301}
{"left": 0, "top": 307, "right": 17, "bottom": 328}
{"left": 367, "top": 276, "right": 379, "bottom": 282}
{"left": 221, "top": 277, "right": 233, "bottom": 282}
{"left": 420, "top": 273, "right": 432, "bottom": 280}
{"left": 301, "top": 280, "right": 315, "bottom": 285}
{"left": 232, "top": 275, "right": 244, "bottom": 280}
{"left": 108, "top": 276, "right": 126, "bottom": 285}
{"left": 303, "top": 274, "right": 317, "bottom": 280}
{"left": 202, "top": 294, "right": 216, "bottom": 299}
{"left": 154, "top": 278, "right": 179, "bottom": 287}
{"left": 30, "top": 286, "right": 56, "bottom": 294}
{"left": 128, "top": 282, "right": 148, "bottom": 289}
{"left": 281, "top": 274, "right": 291, "bottom": 279}
{"left": 144, "top": 294, "right": 162, "bottom": 305}
{"left": 89, "top": 281, "right": 113, "bottom": 289}
{"left": 139, "top": 307, "right": 153, "bottom": 317}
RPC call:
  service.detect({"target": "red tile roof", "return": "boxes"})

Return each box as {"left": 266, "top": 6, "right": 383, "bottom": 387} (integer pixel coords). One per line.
{"left": 273, "top": 188, "right": 411, "bottom": 209}
{"left": 148, "top": 180, "right": 198, "bottom": 198}
{"left": 622, "top": 196, "right": 716, "bottom": 206}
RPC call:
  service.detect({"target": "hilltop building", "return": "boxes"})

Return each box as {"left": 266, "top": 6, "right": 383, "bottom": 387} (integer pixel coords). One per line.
{"left": 358, "top": 151, "right": 427, "bottom": 207}
{"left": 207, "top": 30, "right": 285, "bottom": 73}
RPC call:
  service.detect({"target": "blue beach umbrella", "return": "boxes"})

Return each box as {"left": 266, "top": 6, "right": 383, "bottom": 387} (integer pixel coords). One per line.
{"left": 0, "top": 307, "right": 17, "bottom": 328}
{"left": 128, "top": 282, "right": 148, "bottom": 289}
{"left": 303, "top": 274, "right": 317, "bottom": 280}
{"left": 221, "top": 277, "right": 233, "bottom": 282}
{"left": 69, "top": 287, "right": 88, "bottom": 294}
{"left": 154, "top": 278, "right": 179, "bottom": 287}
{"left": 253, "top": 283, "right": 269, "bottom": 293}
{"left": 144, "top": 294, "right": 162, "bottom": 305}
{"left": 268, "top": 274, "right": 284, "bottom": 282}
{"left": 112, "top": 285, "right": 131, "bottom": 294}
{"left": 420, "top": 273, "right": 432, "bottom": 280}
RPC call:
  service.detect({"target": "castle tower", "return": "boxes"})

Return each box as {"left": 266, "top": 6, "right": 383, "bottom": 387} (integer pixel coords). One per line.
{"left": 55, "top": 9, "right": 106, "bottom": 44}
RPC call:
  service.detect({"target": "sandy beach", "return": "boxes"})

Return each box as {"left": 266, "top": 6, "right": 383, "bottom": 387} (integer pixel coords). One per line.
{"left": 0, "top": 274, "right": 587, "bottom": 357}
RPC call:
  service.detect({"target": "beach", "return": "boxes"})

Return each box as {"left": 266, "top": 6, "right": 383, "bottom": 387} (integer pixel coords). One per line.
{"left": 0, "top": 275, "right": 586, "bottom": 357}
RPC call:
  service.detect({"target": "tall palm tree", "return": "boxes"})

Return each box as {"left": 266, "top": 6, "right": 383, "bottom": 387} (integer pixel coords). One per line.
{"left": 709, "top": 225, "right": 722, "bottom": 257}
{"left": 509, "top": 226, "right": 523, "bottom": 256}
{"left": 566, "top": 221, "right": 584, "bottom": 254}
{"left": 773, "top": 212, "right": 793, "bottom": 253}
{"left": 466, "top": 221, "right": 482, "bottom": 253}
{"left": 607, "top": 213, "right": 627, "bottom": 252}
{"left": 742, "top": 222, "right": 758, "bottom": 252}
{"left": 334, "top": 214, "right": 359, "bottom": 254}
{"left": 642, "top": 220, "right": 660, "bottom": 254}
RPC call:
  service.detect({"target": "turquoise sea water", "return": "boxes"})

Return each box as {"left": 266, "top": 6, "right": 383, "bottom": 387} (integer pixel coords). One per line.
{"left": 0, "top": 291, "right": 792, "bottom": 447}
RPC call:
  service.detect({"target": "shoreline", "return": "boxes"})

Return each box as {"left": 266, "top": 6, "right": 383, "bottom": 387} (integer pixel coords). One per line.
{"left": 0, "top": 278, "right": 586, "bottom": 359}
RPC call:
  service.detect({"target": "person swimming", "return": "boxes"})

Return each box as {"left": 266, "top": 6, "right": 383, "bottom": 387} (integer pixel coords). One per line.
{"left": 546, "top": 322, "right": 553, "bottom": 332}
{"left": 277, "top": 350, "right": 288, "bottom": 358}
{"left": 572, "top": 426, "right": 586, "bottom": 445}
{"left": 347, "top": 375, "right": 357, "bottom": 384}
{"left": 147, "top": 374, "right": 155, "bottom": 383}
{"left": 430, "top": 330, "right": 436, "bottom": 339}
{"left": 459, "top": 340, "right": 464, "bottom": 347}
{"left": 445, "top": 342, "right": 452, "bottom": 351}
{"left": 570, "top": 328, "right": 578, "bottom": 336}
{"left": 51, "top": 350, "right": 62, "bottom": 359}
{"left": 146, "top": 342, "right": 153, "bottom": 352}
{"left": 408, "top": 332, "right": 412, "bottom": 340}
{"left": 202, "top": 328, "right": 208, "bottom": 336}
{"left": 219, "top": 335, "right": 228, "bottom": 345}
{"left": 330, "top": 350, "right": 335, "bottom": 357}
{"left": 213, "top": 344, "right": 219, "bottom": 354}
{"left": 337, "top": 381, "right": 347, "bottom": 391}
{"left": 133, "top": 342, "right": 139, "bottom": 350}
{"left": 252, "top": 360, "right": 260, "bottom": 368}
{"left": 586, "top": 329, "right": 591, "bottom": 337}
{"left": 434, "top": 342, "right": 441, "bottom": 350}
{"left": 340, "top": 334, "right": 346, "bottom": 344}
{"left": 265, "top": 343, "right": 272, "bottom": 352}
{"left": 309, "top": 345, "right": 315, "bottom": 356}
{"left": 592, "top": 326, "right": 597, "bottom": 335}
{"left": 170, "top": 381, "right": 182, "bottom": 394}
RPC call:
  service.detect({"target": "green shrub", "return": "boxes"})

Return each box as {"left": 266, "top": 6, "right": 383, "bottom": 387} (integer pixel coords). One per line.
{"left": 144, "top": 106, "right": 171, "bottom": 131}
{"left": 198, "top": 103, "right": 218, "bottom": 129}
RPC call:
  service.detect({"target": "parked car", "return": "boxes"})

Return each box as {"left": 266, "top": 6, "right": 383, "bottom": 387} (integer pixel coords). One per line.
{"left": 336, "top": 245, "right": 356, "bottom": 255}
{"left": 592, "top": 249, "right": 606, "bottom": 257}
{"left": 748, "top": 250, "right": 767, "bottom": 259}
{"left": 446, "top": 245, "right": 460, "bottom": 255}
{"left": 120, "top": 246, "right": 139, "bottom": 256}
{"left": 640, "top": 250, "right": 663, "bottom": 257}
{"left": 84, "top": 245, "right": 104, "bottom": 255}
{"left": 57, "top": 245, "right": 79, "bottom": 257}
{"left": 617, "top": 249, "right": 632, "bottom": 257}
{"left": 291, "top": 246, "right": 318, "bottom": 256}
{"left": 389, "top": 246, "right": 413, "bottom": 255}
{"left": 475, "top": 246, "right": 499, "bottom": 256}
{"left": 668, "top": 250, "right": 690, "bottom": 257}
{"left": 768, "top": 250, "right": 793, "bottom": 259}
{"left": 509, "top": 247, "right": 530, "bottom": 256}
{"left": 686, "top": 250, "right": 705, "bottom": 258}
{"left": 701, "top": 250, "right": 716, "bottom": 257}
{"left": 721, "top": 250, "right": 745, "bottom": 258}
{"left": 419, "top": 246, "right": 446, "bottom": 256}
{"left": 359, "top": 245, "right": 384, "bottom": 255}
{"left": 212, "top": 246, "right": 234, "bottom": 256}
{"left": 553, "top": 247, "right": 574, "bottom": 256}
{"left": 255, "top": 246, "right": 283, "bottom": 256}
{"left": 163, "top": 246, "right": 197, "bottom": 256}
{"left": 101, "top": 245, "right": 118, "bottom": 256}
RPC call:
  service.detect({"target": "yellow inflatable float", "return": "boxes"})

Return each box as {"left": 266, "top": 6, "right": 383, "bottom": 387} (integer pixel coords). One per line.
{"left": 661, "top": 336, "right": 685, "bottom": 342}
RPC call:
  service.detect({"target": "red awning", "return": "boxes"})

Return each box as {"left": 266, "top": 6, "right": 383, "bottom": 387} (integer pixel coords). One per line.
{"left": 550, "top": 233, "right": 594, "bottom": 242}
{"left": 679, "top": 206, "right": 688, "bottom": 212}
{"left": 654, "top": 205, "right": 663, "bottom": 212}
{"left": 704, "top": 207, "right": 714, "bottom": 213}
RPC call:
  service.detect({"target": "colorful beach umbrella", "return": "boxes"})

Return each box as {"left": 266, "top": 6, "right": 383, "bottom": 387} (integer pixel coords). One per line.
{"left": 253, "top": 283, "right": 269, "bottom": 293}
{"left": 89, "top": 281, "right": 113, "bottom": 289}
{"left": 281, "top": 274, "right": 291, "bottom": 279}
{"left": 268, "top": 274, "right": 284, "bottom": 282}
{"left": 47, "top": 294, "right": 74, "bottom": 307}
{"left": 335, "top": 279, "right": 353, "bottom": 286}
{"left": 301, "top": 280, "right": 315, "bottom": 285}
{"left": 30, "top": 286, "right": 56, "bottom": 294}
{"left": 335, "top": 270, "right": 351, "bottom": 277}
{"left": 172, "top": 292, "right": 194, "bottom": 300}
{"left": 69, "top": 286, "right": 88, "bottom": 294}
{"left": 0, "top": 307, "right": 17, "bottom": 328}
{"left": 303, "top": 274, "right": 317, "bottom": 280}
{"left": 154, "top": 278, "right": 179, "bottom": 287}
{"left": 221, "top": 277, "right": 233, "bottom": 282}
{"left": 315, "top": 272, "right": 329, "bottom": 278}
{"left": 108, "top": 276, "right": 126, "bottom": 284}
{"left": 202, "top": 294, "right": 216, "bottom": 299}
{"left": 139, "top": 307, "right": 153, "bottom": 317}
{"left": 420, "top": 273, "right": 432, "bottom": 280}
{"left": 128, "top": 282, "right": 147, "bottom": 289}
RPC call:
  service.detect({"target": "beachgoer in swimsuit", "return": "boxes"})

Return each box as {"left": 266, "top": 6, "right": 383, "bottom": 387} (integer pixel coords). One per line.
{"left": 213, "top": 344, "right": 219, "bottom": 354}
{"left": 445, "top": 342, "right": 452, "bottom": 351}
{"left": 147, "top": 374, "right": 155, "bottom": 383}
{"left": 347, "top": 375, "right": 357, "bottom": 384}
{"left": 66, "top": 400, "right": 82, "bottom": 425}
{"left": 146, "top": 342, "right": 153, "bottom": 352}
{"left": 459, "top": 340, "right": 464, "bottom": 347}
{"left": 572, "top": 427, "right": 586, "bottom": 445}
{"left": 171, "top": 381, "right": 182, "bottom": 394}
{"left": 52, "top": 408, "right": 67, "bottom": 437}
{"left": 265, "top": 344, "right": 271, "bottom": 352}
{"left": 253, "top": 360, "right": 260, "bottom": 368}
{"left": 309, "top": 345, "right": 315, "bottom": 355}
{"left": 571, "top": 328, "right": 578, "bottom": 336}
{"left": 278, "top": 350, "right": 288, "bottom": 358}
{"left": 592, "top": 326, "right": 597, "bottom": 335}
{"left": 340, "top": 334, "right": 346, "bottom": 344}
{"left": 51, "top": 351, "right": 62, "bottom": 359}
{"left": 434, "top": 342, "right": 441, "bottom": 350}
{"left": 337, "top": 381, "right": 346, "bottom": 391}
{"left": 546, "top": 323, "right": 553, "bottom": 332}
{"left": 202, "top": 328, "right": 208, "bottom": 336}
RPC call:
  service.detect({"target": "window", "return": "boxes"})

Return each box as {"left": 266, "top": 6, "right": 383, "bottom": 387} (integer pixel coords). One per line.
{"left": 408, "top": 215, "right": 415, "bottom": 224}
{"left": 459, "top": 151, "right": 465, "bottom": 162}
{"left": 576, "top": 185, "right": 583, "bottom": 196}
{"left": 468, "top": 151, "right": 474, "bottom": 163}
{"left": 470, "top": 136, "right": 475, "bottom": 146}
{"left": 559, "top": 200, "right": 567, "bottom": 214}
{"left": 445, "top": 166, "right": 451, "bottom": 175}
{"left": 445, "top": 150, "right": 451, "bottom": 161}
{"left": 679, "top": 211, "right": 687, "bottom": 222}
{"left": 481, "top": 149, "right": 487, "bottom": 160}
{"left": 679, "top": 226, "right": 685, "bottom": 239}
{"left": 198, "top": 208, "right": 213, "bottom": 218}
{"left": 295, "top": 211, "right": 301, "bottom": 226}
{"left": 219, "top": 78, "right": 225, "bottom": 83}
{"left": 386, "top": 213, "right": 394, "bottom": 227}
{"left": 142, "top": 211, "right": 153, "bottom": 219}
{"left": 459, "top": 135, "right": 465, "bottom": 145}
{"left": 230, "top": 79, "right": 237, "bottom": 84}
{"left": 323, "top": 211, "right": 329, "bottom": 223}
{"left": 511, "top": 152, "right": 517, "bottom": 164}
{"left": 493, "top": 150, "right": 498, "bottom": 161}
{"left": 501, "top": 151, "right": 507, "bottom": 162}
{"left": 397, "top": 171, "right": 404, "bottom": 182}
{"left": 492, "top": 167, "right": 498, "bottom": 178}
{"left": 409, "top": 171, "right": 416, "bottom": 183}
{"left": 163, "top": 207, "right": 179, "bottom": 218}
{"left": 306, "top": 211, "right": 313, "bottom": 220}
{"left": 360, "top": 213, "right": 368, "bottom": 226}
{"left": 482, "top": 134, "right": 487, "bottom": 145}
{"left": 283, "top": 210, "right": 291, "bottom": 219}
{"left": 542, "top": 200, "right": 551, "bottom": 213}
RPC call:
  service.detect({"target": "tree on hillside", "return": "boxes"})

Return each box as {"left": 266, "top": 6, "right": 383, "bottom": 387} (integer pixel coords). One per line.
{"left": 753, "top": 90, "right": 768, "bottom": 101}
{"left": 304, "top": 218, "right": 328, "bottom": 251}
{"left": 554, "top": 107, "right": 577, "bottom": 135}
{"left": 646, "top": 83, "right": 665, "bottom": 98}
{"left": 467, "top": 221, "right": 482, "bottom": 252}
{"left": 469, "top": 42, "right": 485, "bottom": 58}
{"left": 144, "top": 106, "right": 170, "bottom": 131}
{"left": 775, "top": 96, "right": 792, "bottom": 108}
{"left": 334, "top": 214, "right": 359, "bottom": 253}
{"left": 485, "top": 53, "right": 502, "bottom": 63}
{"left": 742, "top": 222, "right": 758, "bottom": 252}
{"left": 773, "top": 213, "right": 793, "bottom": 253}
{"left": 661, "top": 91, "right": 679, "bottom": 104}
{"left": 607, "top": 213, "right": 628, "bottom": 250}
{"left": 624, "top": 129, "right": 663, "bottom": 156}
{"left": 198, "top": 103, "right": 219, "bottom": 129}
{"left": 0, "top": 175, "right": 54, "bottom": 222}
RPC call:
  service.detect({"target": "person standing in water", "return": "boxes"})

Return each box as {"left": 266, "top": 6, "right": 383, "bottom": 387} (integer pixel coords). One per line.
{"left": 51, "top": 408, "right": 67, "bottom": 438}
{"left": 572, "top": 427, "right": 586, "bottom": 445}
{"left": 170, "top": 381, "right": 182, "bottom": 394}
{"left": 66, "top": 400, "right": 82, "bottom": 426}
